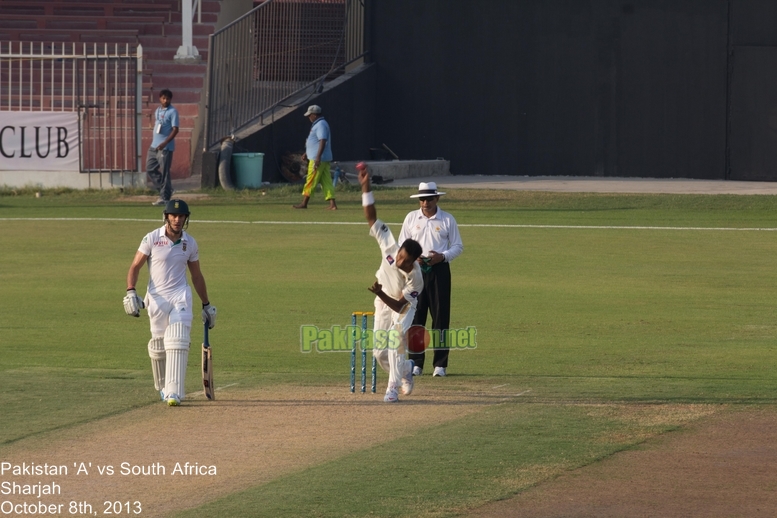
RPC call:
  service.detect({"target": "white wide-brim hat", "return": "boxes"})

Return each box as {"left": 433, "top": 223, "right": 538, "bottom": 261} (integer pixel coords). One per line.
{"left": 409, "top": 182, "right": 446, "bottom": 198}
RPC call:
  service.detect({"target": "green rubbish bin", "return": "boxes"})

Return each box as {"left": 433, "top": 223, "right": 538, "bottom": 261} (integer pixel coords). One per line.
{"left": 231, "top": 152, "right": 264, "bottom": 189}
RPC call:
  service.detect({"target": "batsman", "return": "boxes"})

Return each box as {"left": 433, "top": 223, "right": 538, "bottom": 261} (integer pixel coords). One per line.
{"left": 123, "top": 199, "right": 217, "bottom": 406}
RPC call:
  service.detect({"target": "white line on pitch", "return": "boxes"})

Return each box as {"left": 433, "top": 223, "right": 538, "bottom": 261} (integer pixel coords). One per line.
{"left": 492, "top": 384, "right": 509, "bottom": 389}
{"left": 185, "top": 382, "right": 238, "bottom": 399}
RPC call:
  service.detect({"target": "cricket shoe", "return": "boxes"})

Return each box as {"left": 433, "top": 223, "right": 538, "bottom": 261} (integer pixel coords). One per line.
{"left": 384, "top": 386, "right": 399, "bottom": 403}
{"left": 412, "top": 366, "right": 423, "bottom": 376}
{"left": 166, "top": 394, "right": 181, "bottom": 406}
{"left": 433, "top": 367, "right": 447, "bottom": 377}
{"left": 159, "top": 390, "right": 165, "bottom": 401}
{"left": 402, "top": 360, "right": 415, "bottom": 396}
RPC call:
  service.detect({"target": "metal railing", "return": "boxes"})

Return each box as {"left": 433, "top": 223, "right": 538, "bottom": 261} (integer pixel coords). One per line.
{"left": 205, "top": 0, "right": 366, "bottom": 150}
{"left": 0, "top": 41, "right": 143, "bottom": 183}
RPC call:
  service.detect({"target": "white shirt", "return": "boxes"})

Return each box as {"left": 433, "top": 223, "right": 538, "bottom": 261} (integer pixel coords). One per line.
{"left": 138, "top": 227, "right": 199, "bottom": 296}
{"left": 398, "top": 207, "right": 463, "bottom": 262}
{"left": 370, "top": 219, "right": 423, "bottom": 307}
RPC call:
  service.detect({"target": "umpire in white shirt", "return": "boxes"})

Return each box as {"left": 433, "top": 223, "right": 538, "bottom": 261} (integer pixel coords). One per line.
{"left": 398, "top": 182, "right": 464, "bottom": 377}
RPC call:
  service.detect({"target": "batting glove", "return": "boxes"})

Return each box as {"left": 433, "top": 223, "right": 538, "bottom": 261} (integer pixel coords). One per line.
{"left": 202, "top": 303, "right": 217, "bottom": 329}
{"left": 123, "top": 289, "right": 145, "bottom": 317}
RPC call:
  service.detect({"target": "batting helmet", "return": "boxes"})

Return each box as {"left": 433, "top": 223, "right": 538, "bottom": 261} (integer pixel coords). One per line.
{"left": 163, "top": 199, "right": 190, "bottom": 216}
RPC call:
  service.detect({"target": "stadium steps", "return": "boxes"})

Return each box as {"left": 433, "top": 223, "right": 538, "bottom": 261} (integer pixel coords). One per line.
{"left": 0, "top": 0, "right": 223, "bottom": 180}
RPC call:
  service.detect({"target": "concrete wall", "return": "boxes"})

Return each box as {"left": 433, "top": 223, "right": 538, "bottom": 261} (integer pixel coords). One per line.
{"left": 370, "top": 0, "right": 729, "bottom": 179}
{"left": 14, "top": 0, "right": 777, "bottom": 186}
{"left": 727, "top": 0, "right": 777, "bottom": 180}
{"left": 202, "top": 0, "right": 777, "bottom": 183}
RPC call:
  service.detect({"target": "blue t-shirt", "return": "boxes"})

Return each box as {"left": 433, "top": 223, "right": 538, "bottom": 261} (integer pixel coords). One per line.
{"left": 305, "top": 117, "right": 333, "bottom": 162}
{"left": 151, "top": 105, "right": 180, "bottom": 151}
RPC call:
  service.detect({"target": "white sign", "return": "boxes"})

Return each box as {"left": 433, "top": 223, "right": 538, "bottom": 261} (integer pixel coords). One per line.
{"left": 0, "top": 111, "right": 80, "bottom": 171}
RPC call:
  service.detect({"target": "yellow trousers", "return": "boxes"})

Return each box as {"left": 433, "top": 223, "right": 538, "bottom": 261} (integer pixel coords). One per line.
{"left": 302, "top": 161, "right": 335, "bottom": 200}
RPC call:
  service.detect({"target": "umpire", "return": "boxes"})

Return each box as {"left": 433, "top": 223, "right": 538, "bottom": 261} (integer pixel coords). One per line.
{"left": 399, "top": 182, "right": 464, "bottom": 377}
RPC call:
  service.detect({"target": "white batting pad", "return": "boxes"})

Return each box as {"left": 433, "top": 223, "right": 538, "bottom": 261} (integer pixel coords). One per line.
{"left": 164, "top": 322, "right": 190, "bottom": 401}
{"left": 147, "top": 337, "right": 166, "bottom": 391}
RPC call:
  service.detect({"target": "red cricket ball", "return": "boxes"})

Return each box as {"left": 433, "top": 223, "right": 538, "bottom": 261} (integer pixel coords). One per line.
{"left": 355, "top": 162, "right": 367, "bottom": 171}
{"left": 407, "top": 325, "right": 430, "bottom": 354}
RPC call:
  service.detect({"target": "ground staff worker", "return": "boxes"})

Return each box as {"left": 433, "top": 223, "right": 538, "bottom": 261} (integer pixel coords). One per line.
{"left": 293, "top": 105, "right": 337, "bottom": 210}
{"left": 123, "top": 200, "right": 217, "bottom": 406}
{"left": 399, "top": 182, "right": 463, "bottom": 377}
{"left": 146, "top": 89, "right": 179, "bottom": 206}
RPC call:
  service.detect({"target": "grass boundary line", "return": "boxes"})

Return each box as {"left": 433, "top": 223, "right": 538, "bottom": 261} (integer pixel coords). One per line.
{"left": 3, "top": 217, "right": 777, "bottom": 231}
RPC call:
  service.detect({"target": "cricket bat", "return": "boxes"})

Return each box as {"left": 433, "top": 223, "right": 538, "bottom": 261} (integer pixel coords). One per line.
{"left": 202, "top": 322, "right": 215, "bottom": 400}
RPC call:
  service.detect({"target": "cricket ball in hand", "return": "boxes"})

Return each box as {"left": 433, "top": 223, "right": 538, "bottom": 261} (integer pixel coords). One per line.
{"left": 355, "top": 161, "right": 367, "bottom": 171}
{"left": 407, "top": 325, "right": 430, "bottom": 354}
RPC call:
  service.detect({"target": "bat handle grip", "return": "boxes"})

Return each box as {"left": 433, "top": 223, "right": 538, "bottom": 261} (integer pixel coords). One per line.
{"left": 204, "top": 322, "right": 209, "bottom": 346}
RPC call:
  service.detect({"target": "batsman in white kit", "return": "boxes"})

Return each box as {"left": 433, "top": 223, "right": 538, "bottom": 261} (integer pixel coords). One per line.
{"left": 123, "top": 199, "right": 217, "bottom": 406}
{"left": 358, "top": 167, "right": 424, "bottom": 402}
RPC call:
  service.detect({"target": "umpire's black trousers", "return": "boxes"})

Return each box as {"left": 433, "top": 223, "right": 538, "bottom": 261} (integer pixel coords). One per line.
{"left": 409, "top": 261, "right": 451, "bottom": 369}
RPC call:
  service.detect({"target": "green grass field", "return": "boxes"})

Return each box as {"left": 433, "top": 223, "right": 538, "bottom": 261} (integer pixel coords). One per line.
{"left": 2, "top": 185, "right": 777, "bottom": 516}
